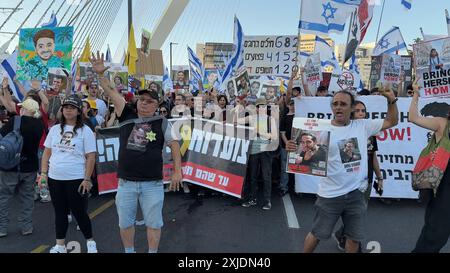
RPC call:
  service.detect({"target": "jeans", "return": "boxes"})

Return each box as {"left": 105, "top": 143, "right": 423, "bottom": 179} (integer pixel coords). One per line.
{"left": 245, "top": 152, "right": 273, "bottom": 204}
{"left": 0, "top": 171, "right": 36, "bottom": 233}
{"left": 279, "top": 148, "right": 289, "bottom": 192}
{"left": 115, "top": 179, "right": 164, "bottom": 229}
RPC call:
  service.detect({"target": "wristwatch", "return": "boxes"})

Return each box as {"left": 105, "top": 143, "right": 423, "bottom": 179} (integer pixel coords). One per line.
{"left": 390, "top": 98, "right": 398, "bottom": 105}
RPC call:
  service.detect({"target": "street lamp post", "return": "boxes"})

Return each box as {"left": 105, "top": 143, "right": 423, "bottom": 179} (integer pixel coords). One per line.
{"left": 170, "top": 42, "right": 178, "bottom": 79}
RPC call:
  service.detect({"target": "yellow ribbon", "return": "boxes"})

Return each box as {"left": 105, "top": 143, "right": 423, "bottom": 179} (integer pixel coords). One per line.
{"left": 179, "top": 124, "right": 192, "bottom": 156}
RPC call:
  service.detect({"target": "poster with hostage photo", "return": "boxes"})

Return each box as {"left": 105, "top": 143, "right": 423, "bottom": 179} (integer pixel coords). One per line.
{"left": 235, "top": 70, "right": 251, "bottom": 96}
{"left": 47, "top": 68, "right": 68, "bottom": 98}
{"left": 338, "top": 138, "right": 362, "bottom": 172}
{"left": 287, "top": 118, "right": 330, "bottom": 177}
{"left": 56, "top": 131, "right": 75, "bottom": 152}
{"left": 127, "top": 123, "right": 155, "bottom": 152}
{"left": 79, "top": 62, "right": 98, "bottom": 85}
{"left": 145, "top": 75, "right": 163, "bottom": 102}
{"left": 17, "top": 26, "right": 73, "bottom": 81}
{"left": 260, "top": 81, "right": 279, "bottom": 103}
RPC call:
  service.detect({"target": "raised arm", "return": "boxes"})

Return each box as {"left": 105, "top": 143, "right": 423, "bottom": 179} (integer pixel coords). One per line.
{"left": 380, "top": 84, "right": 399, "bottom": 130}
{"left": 408, "top": 79, "right": 447, "bottom": 140}
{"left": 89, "top": 51, "right": 125, "bottom": 117}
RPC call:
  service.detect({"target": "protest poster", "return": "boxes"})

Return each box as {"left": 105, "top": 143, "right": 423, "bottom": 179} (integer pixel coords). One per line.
{"left": 293, "top": 96, "right": 450, "bottom": 199}
{"left": 235, "top": 69, "right": 251, "bottom": 97}
{"left": 203, "top": 69, "right": 220, "bottom": 90}
{"left": 144, "top": 75, "right": 163, "bottom": 99}
{"left": 225, "top": 78, "right": 237, "bottom": 102}
{"left": 369, "top": 56, "right": 382, "bottom": 90}
{"left": 287, "top": 118, "right": 330, "bottom": 177}
{"left": 107, "top": 64, "right": 128, "bottom": 93}
{"left": 400, "top": 55, "right": 413, "bottom": 95}
{"left": 172, "top": 65, "right": 190, "bottom": 91}
{"left": 141, "top": 29, "right": 151, "bottom": 55}
{"left": 260, "top": 80, "right": 279, "bottom": 102}
{"left": 380, "top": 54, "right": 401, "bottom": 84}
{"left": 79, "top": 62, "right": 98, "bottom": 85}
{"left": 248, "top": 75, "right": 262, "bottom": 102}
{"left": 303, "top": 53, "right": 322, "bottom": 85}
{"left": 17, "top": 26, "right": 73, "bottom": 81}
{"left": 96, "top": 118, "right": 252, "bottom": 198}
{"left": 128, "top": 76, "right": 141, "bottom": 93}
{"left": 244, "top": 35, "right": 299, "bottom": 76}
{"left": 328, "top": 69, "right": 358, "bottom": 95}
{"left": 46, "top": 68, "right": 68, "bottom": 97}
{"left": 413, "top": 37, "right": 450, "bottom": 98}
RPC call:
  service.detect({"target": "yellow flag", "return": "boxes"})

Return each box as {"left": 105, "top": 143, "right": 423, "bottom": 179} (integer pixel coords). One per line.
{"left": 79, "top": 37, "right": 91, "bottom": 62}
{"left": 280, "top": 79, "right": 286, "bottom": 94}
{"left": 127, "top": 24, "right": 138, "bottom": 75}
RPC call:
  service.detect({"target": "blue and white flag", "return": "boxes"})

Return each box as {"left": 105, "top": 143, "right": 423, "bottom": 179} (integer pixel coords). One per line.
{"left": 299, "top": 0, "right": 360, "bottom": 35}
{"left": 446, "top": 9, "right": 450, "bottom": 36}
{"left": 105, "top": 45, "right": 112, "bottom": 63}
{"left": 220, "top": 16, "right": 245, "bottom": 92}
{"left": 41, "top": 12, "right": 58, "bottom": 28}
{"left": 162, "top": 66, "right": 173, "bottom": 92}
{"left": 349, "top": 54, "right": 363, "bottom": 90}
{"left": 372, "top": 26, "right": 407, "bottom": 56}
{"left": 401, "top": 0, "right": 412, "bottom": 10}
{"left": 0, "top": 51, "right": 23, "bottom": 102}
{"left": 187, "top": 46, "right": 204, "bottom": 91}
{"left": 314, "top": 36, "right": 342, "bottom": 74}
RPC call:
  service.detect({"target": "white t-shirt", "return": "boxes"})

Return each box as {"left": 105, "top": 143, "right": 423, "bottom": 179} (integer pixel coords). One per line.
{"left": 318, "top": 119, "right": 384, "bottom": 198}
{"left": 95, "top": 99, "right": 108, "bottom": 119}
{"left": 44, "top": 124, "right": 96, "bottom": 180}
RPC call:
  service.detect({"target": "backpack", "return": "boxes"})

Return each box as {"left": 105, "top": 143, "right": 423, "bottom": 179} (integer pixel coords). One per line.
{"left": 0, "top": 116, "right": 23, "bottom": 170}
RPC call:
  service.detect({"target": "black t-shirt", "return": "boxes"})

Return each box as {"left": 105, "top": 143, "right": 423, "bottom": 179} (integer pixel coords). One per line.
{"left": 367, "top": 136, "right": 379, "bottom": 183}
{"left": 0, "top": 115, "right": 44, "bottom": 172}
{"left": 117, "top": 105, "right": 166, "bottom": 181}
{"left": 280, "top": 114, "right": 294, "bottom": 149}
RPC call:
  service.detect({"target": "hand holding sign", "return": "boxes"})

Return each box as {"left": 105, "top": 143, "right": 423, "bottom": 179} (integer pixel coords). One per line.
{"left": 412, "top": 77, "right": 421, "bottom": 98}
{"left": 380, "top": 83, "right": 396, "bottom": 103}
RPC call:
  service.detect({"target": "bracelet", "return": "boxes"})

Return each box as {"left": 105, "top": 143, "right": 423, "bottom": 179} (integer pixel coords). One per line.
{"left": 41, "top": 172, "right": 48, "bottom": 176}
{"left": 84, "top": 178, "right": 92, "bottom": 182}
{"left": 389, "top": 98, "right": 398, "bottom": 105}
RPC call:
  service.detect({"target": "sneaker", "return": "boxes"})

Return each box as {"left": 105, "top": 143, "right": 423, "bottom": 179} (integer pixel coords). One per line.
{"left": 242, "top": 199, "right": 257, "bottom": 208}
{"left": 49, "top": 245, "right": 67, "bottom": 253}
{"left": 262, "top": 202, "right": 272, "bottom": 210}
{"left": 87, "top": 240, "right": 98, "bottom": 253}
{"left": 183, "top": 184, "right": 190, "bottom": 194}
{"left": 0, "top": 231, "right": 7, "bottom": 238}
{"left": 333, "top": 232, "right": 346, "bottom": 252}
{"left": 21, "top": 228, "right": 33, "bottom": 236}
{"left": 164, "top": 185, "right": 170, "bottom": 193}
{"left": 279, "top": 189, "right": 288, "bottom": 197}
{"left": 68, "top": 215, "right": 72, "bottom": 223}
{"left": 40, "top": 195, "right": 51, "bottom": 203}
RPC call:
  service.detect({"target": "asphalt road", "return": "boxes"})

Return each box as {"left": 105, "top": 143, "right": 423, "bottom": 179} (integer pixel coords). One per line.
{"left": 1, "top": 186, "right": 449, "bottom": 253}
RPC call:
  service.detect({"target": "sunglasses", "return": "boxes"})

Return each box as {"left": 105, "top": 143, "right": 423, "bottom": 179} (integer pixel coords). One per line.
{"left": 159, "top": 110, "right": 167, "bottom": 113}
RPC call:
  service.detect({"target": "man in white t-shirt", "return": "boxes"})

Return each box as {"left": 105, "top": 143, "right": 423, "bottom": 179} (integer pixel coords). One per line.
{"left": 302, "top": 89, "right": 399, "bottom": 253}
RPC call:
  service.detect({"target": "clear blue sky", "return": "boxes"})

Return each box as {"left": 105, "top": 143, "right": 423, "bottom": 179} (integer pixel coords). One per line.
{"left": 1, "top": 0, "right": 449, "bottom": 66}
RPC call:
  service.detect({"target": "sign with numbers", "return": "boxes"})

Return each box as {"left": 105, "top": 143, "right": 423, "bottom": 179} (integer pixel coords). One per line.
{"left": 243, "top": 35, "right": 299, "bottom": 76}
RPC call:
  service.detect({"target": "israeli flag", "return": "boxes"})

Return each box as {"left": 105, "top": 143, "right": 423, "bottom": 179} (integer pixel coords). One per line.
{"left": 41, "top": 12, "right": 58, "bottom": 28}
{"left": 372, "top": 26, "right": 407, "bottom": 56}
{"left": 446, "top": 9, "right": 450, "bottom": 36}
{"left": 105, "top": 45, "right": 112, "bottom": 63}
{"left": 349, "top": 54, "right": 363, "bottom": 90}
{"left": 299, "top": 0, "right": 359, "bottom": 35}
{"left": 162, "top": 66, "right": 173, "bottom": 92}
{"left": 187, "top": 46, "right": 204, "bottom": 91}
{"left": 401, "top": 0, "right": 412, "bottom": 10}
{"left": 220, "top": 16, "right": 244, "bottom": 92}
{"left": 314, "top": 36, "right": 342, "bottom": 74}
{"left": 1, "top": 50, "right": 23, "bottom": 102}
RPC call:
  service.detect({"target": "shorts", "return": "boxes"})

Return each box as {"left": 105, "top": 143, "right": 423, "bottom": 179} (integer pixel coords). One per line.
{"left": 311, "top": 189, "right": 366, "bottom": 242}
{"left": 115, "top": 179, "right": 164, "bottom": 229}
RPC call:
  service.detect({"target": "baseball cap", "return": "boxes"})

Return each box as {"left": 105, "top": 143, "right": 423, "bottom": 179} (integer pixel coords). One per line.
{"left": 62, "top": 95, "right": 82, "bottom": 110}
{"left": 85, "top": 100, "right": 98, "bottom": 110}
{"left": 138, "top": 89, "right": 159, "bottom": 101}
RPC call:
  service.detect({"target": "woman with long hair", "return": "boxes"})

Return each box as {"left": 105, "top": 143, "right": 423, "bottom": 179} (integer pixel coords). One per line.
{"left": 409, "top": 81, "right": 450, "bottom": 253}
{"left": 40, "top": 95, "right": 98, "bottom": 253}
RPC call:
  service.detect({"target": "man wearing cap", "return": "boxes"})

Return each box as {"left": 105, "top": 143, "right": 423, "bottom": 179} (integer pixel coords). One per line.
{"left": 0, "top": 98, "right": 44, "bottom": 237}
{"left": 90, "top": 52, "right": 182, "bottom": 253}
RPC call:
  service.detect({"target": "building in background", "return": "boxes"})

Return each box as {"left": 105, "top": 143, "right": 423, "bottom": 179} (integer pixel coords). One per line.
{"left": 335, "top": 42, "right": 376, "bottom": 88}
{"left": 196, "top": 42, "right": 234, "bottom": 69}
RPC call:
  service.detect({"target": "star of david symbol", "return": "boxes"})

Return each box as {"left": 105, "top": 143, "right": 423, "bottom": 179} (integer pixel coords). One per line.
{"left": 322, "top": 2, "right": 338, "bottom": 24}
{"left": 379, "top": 38, "right": 390, "bottom": 49}
{"left": 146, "top": 131, "right": 157, "bottom": 142}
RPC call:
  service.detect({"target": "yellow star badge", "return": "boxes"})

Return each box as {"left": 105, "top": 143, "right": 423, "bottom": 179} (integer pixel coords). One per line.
{"left": 146, "top": 131, "right": 157, "bottom": 142}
